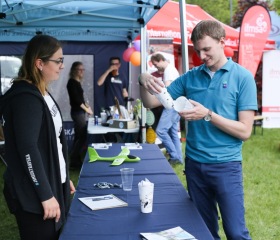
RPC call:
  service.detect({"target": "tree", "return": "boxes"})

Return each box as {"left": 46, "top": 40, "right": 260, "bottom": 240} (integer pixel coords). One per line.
{"left": 174, "top": 0, "right": 238, "bottom": 26}
{"left": 273, "top": 0, "right": 280, "bottom": 15}
{"left": 232, "top": 0, "right": 273, "bottom": 28}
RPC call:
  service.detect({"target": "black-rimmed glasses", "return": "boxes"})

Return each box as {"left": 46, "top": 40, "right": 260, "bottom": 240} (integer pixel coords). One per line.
{"left": 47, "top": 57, "right": 64, "bottom": 65}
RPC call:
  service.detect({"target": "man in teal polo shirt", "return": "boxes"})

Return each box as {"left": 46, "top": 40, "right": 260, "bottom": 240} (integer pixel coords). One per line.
{"left": 139, "top": 20, "right": 257, "bottom": 240}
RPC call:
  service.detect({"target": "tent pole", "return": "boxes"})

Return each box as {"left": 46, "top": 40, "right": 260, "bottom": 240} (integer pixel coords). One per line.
{"left": 128, "top": 42, "right": 132, "bottom": 97}
{"left": 179, "top": 0, "right": 190, "bottom": 136}
{"left": 230, "top": 0, "right": 233, "bottom": 26}
{"left": 140, "top": 25, "right": 147, "bottom": 143}
{"left": 179, "top": 0, "right": 189, "bottom": 73}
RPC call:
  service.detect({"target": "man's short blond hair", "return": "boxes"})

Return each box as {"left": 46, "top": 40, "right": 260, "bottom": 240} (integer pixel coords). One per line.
{"left": 191, "top": 20, "right": 226, "bottom": 44}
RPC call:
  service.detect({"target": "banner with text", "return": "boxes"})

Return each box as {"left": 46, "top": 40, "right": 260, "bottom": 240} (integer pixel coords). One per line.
{"left": 262, "top": 50, "right": 280, "bottom": 128}
{"left": 238, "top": 5, "right": 271, "bottom": 77}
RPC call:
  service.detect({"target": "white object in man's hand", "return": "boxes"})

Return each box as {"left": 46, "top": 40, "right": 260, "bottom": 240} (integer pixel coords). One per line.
{"left": 139, "top": 73, "right": 174, "bottom": 109}
{"left": 173, "top": 96, "right": 194, "bottom": 112}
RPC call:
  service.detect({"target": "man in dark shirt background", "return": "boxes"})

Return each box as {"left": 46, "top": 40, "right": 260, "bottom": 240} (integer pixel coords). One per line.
{"left": 97, "top": 57, "right": 128, "bottom": 109}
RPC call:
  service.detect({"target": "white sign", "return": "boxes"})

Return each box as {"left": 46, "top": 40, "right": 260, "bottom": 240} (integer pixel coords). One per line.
{"left": 262, "top": 50, "right": 280, "bottom": 128}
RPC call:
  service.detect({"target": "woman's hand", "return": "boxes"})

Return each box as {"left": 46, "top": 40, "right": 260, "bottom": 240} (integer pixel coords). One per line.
{"left": 70, "top": 180, "right": 76, "bottom": 194}
{"left": 82, "top": 103, "right": 93, "bottom": 115}
{"left": 42, "top": 197, "right": 61, "bottom": 222}
{"left": 86, "top": 106, "right": 93, "bottom": 116}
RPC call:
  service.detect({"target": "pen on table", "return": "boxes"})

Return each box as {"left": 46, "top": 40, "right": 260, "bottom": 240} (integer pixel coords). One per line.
{"left": 92, "top": 196, "right": 113, "bottom": 201}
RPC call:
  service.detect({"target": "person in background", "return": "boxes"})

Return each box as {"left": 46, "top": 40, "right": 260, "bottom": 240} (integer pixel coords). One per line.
{"left": 0, "top": 35, "right": 76, "bottom": 240}
{"left": 67, "top": 62, "right": 93, "bottom": 169}
{"left": 150, "top": 53, "right": 183, "bottom": 165}
{"left": 139, "top": 20, "right": 256, "bottom": 239}
{"left": 150, "top": 70, "right": 164, "bottom": 131}
{"left": 97, "top": 56, "right": 128, "bottom": 109}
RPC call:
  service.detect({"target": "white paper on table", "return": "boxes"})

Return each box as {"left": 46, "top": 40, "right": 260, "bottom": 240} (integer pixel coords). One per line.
{"left": 140, "top": 226, "right": 197, "bottom": 240}
{"left": 122, "top": 143, "right": 142, "bottom": 149}
{"left": 79, "top": 194, "right": 127, "bottom": 211}
{"left": 91, "top": 143, "right": 112, "bottom": 149}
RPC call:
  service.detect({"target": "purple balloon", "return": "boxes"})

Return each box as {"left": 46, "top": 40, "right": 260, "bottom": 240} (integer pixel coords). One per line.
{"left": 134, "top": 40, "right": 141, "bottom": 52}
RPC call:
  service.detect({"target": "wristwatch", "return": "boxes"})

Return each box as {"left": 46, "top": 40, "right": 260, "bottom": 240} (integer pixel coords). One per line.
{"left": 204, "top": 109, "right": 212, "bottom": 121}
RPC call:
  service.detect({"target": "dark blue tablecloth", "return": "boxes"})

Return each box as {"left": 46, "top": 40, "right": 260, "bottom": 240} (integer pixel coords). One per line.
{"left": 59, "top": 144, "right": 213, "bottom": 240}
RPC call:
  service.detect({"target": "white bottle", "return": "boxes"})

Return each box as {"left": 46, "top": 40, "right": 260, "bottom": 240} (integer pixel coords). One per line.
{"left": 140, "top": 73, "right": 174, "bottom": 109}
{"left": 100, "top": 110, "right": 107, "bottom": 123}
{"left": 154, "top": 87, "right": 174, "bottom": 109}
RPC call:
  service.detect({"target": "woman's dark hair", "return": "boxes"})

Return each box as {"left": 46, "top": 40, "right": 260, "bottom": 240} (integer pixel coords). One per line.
{"left": 69, "top": 61, "right": 83, "bottom": 79}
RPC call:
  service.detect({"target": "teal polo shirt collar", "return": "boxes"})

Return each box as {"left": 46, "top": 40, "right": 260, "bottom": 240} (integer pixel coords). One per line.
{"left": 201, "top": 57, "right": 233, "bottom": 75}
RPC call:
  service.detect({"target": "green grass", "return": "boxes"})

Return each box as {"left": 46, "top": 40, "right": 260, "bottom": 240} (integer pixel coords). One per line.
{"left": 0, "top": 127, "right": 280, "bottom": 239}
{"left": 175, "top": 127, "right": 280, "bottom": 239}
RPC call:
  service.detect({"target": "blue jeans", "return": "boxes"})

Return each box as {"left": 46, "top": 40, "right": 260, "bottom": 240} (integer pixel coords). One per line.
{"left": 185, "top": 159, "right": 251, "bottom": 240}
{"left": 156, "top": 108, "right": 182, "bottom": 162}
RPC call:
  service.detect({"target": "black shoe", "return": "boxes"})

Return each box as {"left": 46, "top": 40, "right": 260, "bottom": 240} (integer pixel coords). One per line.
{"left": 168, "top": 159, "right": 183, "bottom": 165}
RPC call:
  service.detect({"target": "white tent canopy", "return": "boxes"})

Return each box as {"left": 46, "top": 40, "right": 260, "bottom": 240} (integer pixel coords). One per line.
{"left": 0, "top": 0, "right": 168, "bottom": 42}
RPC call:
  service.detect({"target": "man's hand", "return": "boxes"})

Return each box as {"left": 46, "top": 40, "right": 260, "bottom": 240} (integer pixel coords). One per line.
{"left": 139, "top": 73, "right": 165, "bottom": 94}
{"left": 178, "top": 99, "right": 208, "bottom": 121}
{"left": 108, "top": 64, "right": 118, "bottom": 72}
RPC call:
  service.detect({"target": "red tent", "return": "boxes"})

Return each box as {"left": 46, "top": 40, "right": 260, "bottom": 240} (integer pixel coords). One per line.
{"left": 147, "top": 1, "right": 275, "bottom": 51}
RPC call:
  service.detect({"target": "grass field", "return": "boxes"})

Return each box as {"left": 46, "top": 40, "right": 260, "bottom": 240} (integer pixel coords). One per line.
{"left": 0, "top": 126, "right": 279, "bottom": 239}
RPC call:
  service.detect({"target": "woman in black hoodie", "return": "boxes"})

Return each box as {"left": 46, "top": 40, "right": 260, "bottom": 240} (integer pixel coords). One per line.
{"left": 0, "top": 35, "right": 76, "bottom": 240}
{"left": 67, "top": 61, "right": 93, "bottom": 169}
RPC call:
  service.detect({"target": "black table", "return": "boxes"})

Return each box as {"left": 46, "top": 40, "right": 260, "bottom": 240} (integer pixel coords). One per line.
{"left": 59, "top": 144, "right": 213, "bottom": 240}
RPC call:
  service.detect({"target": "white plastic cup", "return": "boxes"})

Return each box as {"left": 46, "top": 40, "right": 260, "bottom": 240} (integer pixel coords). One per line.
{"left": 138, "top": 183, "right": 154, "bottom": 213}
{"left": 120, "top": 168, "right": 134, "bottom": 191}
{"left": 173, "top": 96, "right": 194, "bottom": 112}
